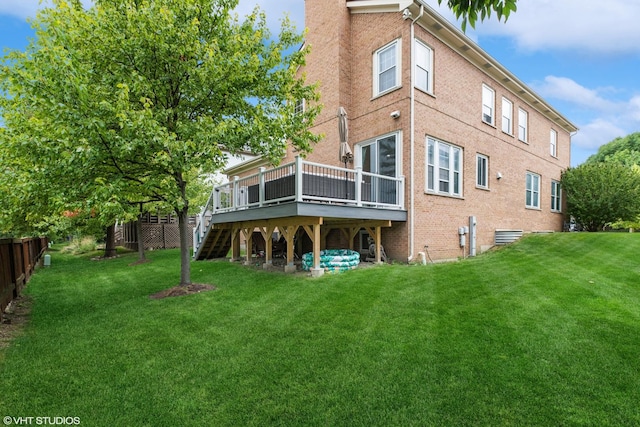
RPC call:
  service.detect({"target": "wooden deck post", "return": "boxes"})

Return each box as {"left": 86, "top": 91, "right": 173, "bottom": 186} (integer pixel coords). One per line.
{"left": 230, "top": 228, "right": 241, "bottom": 261}
{"left": 242, "top": 227, "right": 254, "bottom": 266}
{"left": 302, "top": 223, "right": 323, "bottom": 277}
{"left": 312, "top": 224, "right": 322, "bottom": 276}
{"left": 259, "top": 225, "right": 275, "bottom": 269}
{"left": 280, "top": 225, "right": 298, "bottom": 273}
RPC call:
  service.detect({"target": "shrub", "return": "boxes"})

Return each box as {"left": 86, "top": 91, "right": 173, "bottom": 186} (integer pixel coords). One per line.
{"left": 61, "top": 236, "right": 98, "bottom": 255}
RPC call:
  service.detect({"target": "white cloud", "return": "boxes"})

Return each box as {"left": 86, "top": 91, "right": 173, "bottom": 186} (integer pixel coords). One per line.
{"left": 470, "top": 0, "right": 640, "bottom": 55}
{"left": 0, "top": 0, "right": 92, "bottom": 18}
{"left": 532, "top": 76, "right": 620, "bottom": 113}
{"left": 234, "top": 0, "right": 304, "bottom": 34}
{"left": 0, "top": 0, "right": 50, "bottom": 18}
{"left": 534, "top": 77, "right": 640, "bottom": 153}
{"left": 572, "top": 119, "right": 626, "bottom": 150}
{"left": 628, "top": 96, "right": 640, "bottom": 122}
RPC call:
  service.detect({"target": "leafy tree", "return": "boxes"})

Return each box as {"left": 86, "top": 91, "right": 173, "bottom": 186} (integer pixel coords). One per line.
{"left": 586, "top": 132, "right": 640, "bottom": 167}
{"left": 0, "top": 0, "right": 321, "bottom": 286}
{"left": 438, "top": 0, "right": 517, "bottom": 31}
{"left": 561, "top": 163, "right": 640, "bottom": 232}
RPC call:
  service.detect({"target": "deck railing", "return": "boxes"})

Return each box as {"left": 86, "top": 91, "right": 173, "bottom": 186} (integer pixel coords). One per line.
{"left": 193, "top": 157, "right": 405, "bottom": 255}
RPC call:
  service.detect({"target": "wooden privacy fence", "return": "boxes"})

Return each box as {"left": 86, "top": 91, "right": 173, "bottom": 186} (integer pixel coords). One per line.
{"left": 0, "top": 237, "right": 48, "bottom": 315}
{"left": 118, "top": 213, "right": 195, "bottom": 251}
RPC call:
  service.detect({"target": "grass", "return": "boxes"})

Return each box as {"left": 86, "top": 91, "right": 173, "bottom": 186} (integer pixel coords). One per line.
{"left": 1, "top": 233, "right": 639, "bottom": 426}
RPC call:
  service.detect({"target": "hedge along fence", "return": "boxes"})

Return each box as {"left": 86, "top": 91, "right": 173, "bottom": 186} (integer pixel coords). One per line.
{"left": 0, "top": 237, "right": 48, "bottom": 315}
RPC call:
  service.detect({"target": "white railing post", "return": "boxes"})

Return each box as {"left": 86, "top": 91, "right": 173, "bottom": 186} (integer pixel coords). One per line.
{"left": 295, "top": 156, "right": 303, "bottom": 202}
{"left": 259, "top": 167, "right": 265, "bottom": 207}
{"left": 399, "top": 176, "right": 405, "bottom": 210}
{"left": 232, "top": 176, "right": 239, "bottom": 210}
{"left": 355, "top": 167, "right": 362, "bottom": 207}
{"left": 213, "top": 188, "right": 219, "bottom": 214}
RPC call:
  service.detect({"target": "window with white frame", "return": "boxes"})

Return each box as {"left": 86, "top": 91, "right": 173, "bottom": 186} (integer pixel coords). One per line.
{"left": 482, "top": 84, "right": 495, "bottom": 125}
{"left": 415, "top": 39, "right": 433, "bottom": 93}
{"left": 374, "top": 39, "right": 401, "bottom": 97}
{"left": 358, "top": 133, "right": 399, "bottom": 205}
{"left": 476, "top": 154, "right": 488, "bottom": 189}
{"left": 518, "top": 108, "right": 528, "bottom": 142}
{"left": 502, "top": 97, "right": 513, "bottom": 134}
{"left": 526, "top": 172, "right": 540, "bottom": 209}
{"left": 550, "top": 129, "right": 558, "bottom": 157}
{"left": 551, "top": 180, "right": 562, "bottom": 212}
{"left": 294, "top": 98, "right": 305, "bottom": 115}
{"left": 426, "top": 137, "right": 462, "bottom": 197}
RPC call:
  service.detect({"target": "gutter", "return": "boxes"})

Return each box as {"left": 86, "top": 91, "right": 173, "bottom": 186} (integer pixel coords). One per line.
{"left": 405, "top": 3, "right": 424, "bottom": 263}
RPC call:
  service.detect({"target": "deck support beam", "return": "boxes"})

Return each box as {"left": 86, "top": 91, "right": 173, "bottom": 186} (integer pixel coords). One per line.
{"left": 364, "top": 225, "right": 383, "bottom": 264}
{"left": 258, "top": 225, "right": 276, "bottom": 269}
{"left": 230, "top": 228, "right": 241, "bottom": 261}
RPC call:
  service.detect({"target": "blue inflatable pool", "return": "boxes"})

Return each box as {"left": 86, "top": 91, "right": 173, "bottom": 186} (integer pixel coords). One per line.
{"left": 302, "top": 249, "right": 361, "bottom": 273}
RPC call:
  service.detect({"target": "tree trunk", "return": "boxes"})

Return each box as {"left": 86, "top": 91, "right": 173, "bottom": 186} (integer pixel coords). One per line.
{"left": 104, "top": 224, "right": 117, "bottom": 258}
{"left": 177, "top": 205, "right": 191, "bottom": 286}
{"left": 136, "top": 213, "right": 146, "bottom": 262}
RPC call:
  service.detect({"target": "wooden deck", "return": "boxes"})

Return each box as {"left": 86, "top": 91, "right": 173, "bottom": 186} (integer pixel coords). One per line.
{"left": 193, "top": 157, "right": 406, "bottom": 275}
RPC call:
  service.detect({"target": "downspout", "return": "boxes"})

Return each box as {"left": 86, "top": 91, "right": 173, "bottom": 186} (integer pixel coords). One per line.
{"left": 405, "top": 4, "right": 424, "bottom": 263}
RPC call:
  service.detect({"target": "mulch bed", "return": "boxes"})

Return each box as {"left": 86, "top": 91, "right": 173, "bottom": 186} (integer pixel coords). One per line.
{"left": 149, "top": 283, "right": 217, "bottom": 300}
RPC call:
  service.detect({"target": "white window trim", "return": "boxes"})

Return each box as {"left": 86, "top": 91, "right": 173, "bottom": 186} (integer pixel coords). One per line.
{"left": 502, "top": 97, "right": 513, "bottom": 135}
{"left": 526, "top": 171, "right": 541, "bottom": 209}
{"left": 373, "top": 39, "right": 402, "bottom": 98}
{"left": 482, "top": 84, "right": 495, "bottom": 126}
{"left": 550, "top": 129, "right": 558, "bottom": 157}
{"left": 551, "top": 180, "right": 562, "bottom": 212}
{"left": 426, "top": 136, "right": 463, "bottom": 197}
{"left": 476, "top": 154, "right": 489, "bottom": 189}
{"left": 518, "top": 108, "right": 528, "bottom": 143}
{"left": 414, "top": 38, "right": 433, "bottom": 94}
{"left": 294, "top": 98, "right": 305, "bottom": 115}
{"left": 355, "top": 131, "right": 402, "bottom": 178}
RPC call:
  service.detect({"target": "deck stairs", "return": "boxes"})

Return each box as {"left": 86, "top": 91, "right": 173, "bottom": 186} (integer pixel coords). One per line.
{"left": 194, "top": 223, "right": 232, "bottom": 260}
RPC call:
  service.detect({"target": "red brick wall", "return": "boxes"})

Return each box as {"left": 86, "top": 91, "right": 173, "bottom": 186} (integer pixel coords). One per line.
{"left": 291, "top": 1, "right": 571, "bottom": 261}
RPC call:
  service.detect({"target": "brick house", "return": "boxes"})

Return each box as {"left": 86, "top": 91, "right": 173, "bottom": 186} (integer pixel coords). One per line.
{"left": 193, "top": 0, "right": 577, "bottom": 275}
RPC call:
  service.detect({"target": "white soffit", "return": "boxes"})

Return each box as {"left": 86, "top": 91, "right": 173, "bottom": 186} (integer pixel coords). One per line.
{"left": 346, "top": 0, "right": 414, "bottom": 14}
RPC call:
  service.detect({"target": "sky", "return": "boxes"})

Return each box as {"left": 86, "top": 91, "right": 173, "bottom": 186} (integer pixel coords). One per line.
{"left": 2, "top": 0, "right": 640, "bottom": 166}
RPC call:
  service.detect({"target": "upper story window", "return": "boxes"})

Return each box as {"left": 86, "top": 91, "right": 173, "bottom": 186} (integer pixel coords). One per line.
{"left": 294, "top": 99, "right": 305, "bottom": 115}
{"left": 374, "top": 39, "right": 401, "bottom": 97}
{"left": 518, "top": 108, "right": 528, "bottom": 142}
{"left": 551, "top": 180, "right": 562, "bottom": 212}
{"left": 526, "top": 171, "right": 540, "bottom": 209}
{"left": 482, "top": 84, "right": 495, "bottom": 125}
{"left": 476, "top": 154, "right": 489, "bottom": 189}
{"left": 550, "top": 129, "right": 558, "bottom": 157}
{"left": 426, "top": 136, "right": 462, "bottom": 197}
{"left": 415, "top": 39, "right": 433, "bottom": 94}
{"left": 501, "top": 97, "right": 513, "bottom": 135}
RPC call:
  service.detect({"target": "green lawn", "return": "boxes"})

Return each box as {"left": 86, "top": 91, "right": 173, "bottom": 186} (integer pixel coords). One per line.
{"left": 1, "top": 233, "right": 639, "bottom": 426}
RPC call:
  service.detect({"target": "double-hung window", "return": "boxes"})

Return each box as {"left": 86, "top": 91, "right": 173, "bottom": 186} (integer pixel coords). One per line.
{"left": 374, "top": 40, "right": 401, "bottom": 97}
{"left": 526, "top": 172, "right": 540, "bottom": 209}
{"left": 427, "top": 137, "right": 462, "bottom": 197}
{"left": 482, "top": 84, "right": 495, "bottom": 125}
{"left": 476, "top": 154, "right": 488, "bottom": 189}
{"left": 415, "top": 39, "right": 433, "bottom": 93}
{"left": 551, "top": 180, "right": 562, "bottom": 212}
{"left": 502, "top": 98, "right": 513, "bottom": 134}
{"left": 550, "top": 129, "right": 558, "bottom": 157}
{"left": 294, "top": 98, "right": 305, "bottom": 115}
{"left": 518, "top": 108, "right": 528, "bottom": 142}
{"left": 482, "top": 85, "right": 496, "bottom": 125}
